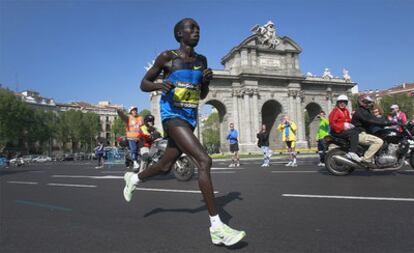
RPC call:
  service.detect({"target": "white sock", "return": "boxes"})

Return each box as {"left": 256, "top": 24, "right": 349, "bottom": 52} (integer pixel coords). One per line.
{"left": 209, "top": 214, "right": 224, "bottom": 229}
{"left": 293, "top": 158, "right": 297, "bottom": 163}
{"left": 131, "top": 173, "right": 139, "bottom": 185}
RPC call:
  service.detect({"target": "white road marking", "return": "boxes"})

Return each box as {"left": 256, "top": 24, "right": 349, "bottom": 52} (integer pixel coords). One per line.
{"left": 211, "top": 167, "right": 244, "bottom": 170}
{"left": 283, "top": 194, "right": 414, "bottom": 202}
{"left": 271, "top": 171, "right": 318, "bottom": 173}
{"left": 52, "top": 175, "right": 123, "bottom": 179}
{"left": 48, "top": 183, "right": 97, "bottom": 188}
{"left": 7, "top": 181, "right": 39, "bottom": 185}
{"left": 196, "top": 171, "right": 235, "bottom": 174}
{"left": 135, "top": 187, "right": 218, "bottom": 194}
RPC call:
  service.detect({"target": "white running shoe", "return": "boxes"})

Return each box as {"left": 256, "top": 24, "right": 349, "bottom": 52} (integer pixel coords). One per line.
{"left": 133, "top": 161, "right": 140, "bottom": 170}
{"left": 235, "top": 163, "right": 240, "bottom": 167}
{"left": 285, "top": 161, "right": 293, "bottom": 167}
{"left": 123, "top": 172, "right": 137, "bottom": 202}
{"left": 346, "top": 152, "right": 361, "bottom": 163}
{"left": 210, "top": 224, "right": 246, "bottom": 246}
{"left": 291, "top": 162, "right": 298, "bottom": 167}
{"left": 228, "top": 163, "right": 235, "bottom": 168}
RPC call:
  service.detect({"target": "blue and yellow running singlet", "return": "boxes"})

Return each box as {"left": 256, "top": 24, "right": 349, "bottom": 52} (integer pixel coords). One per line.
{"left": 160, "top": 50, "right": 206, "bottom": 128}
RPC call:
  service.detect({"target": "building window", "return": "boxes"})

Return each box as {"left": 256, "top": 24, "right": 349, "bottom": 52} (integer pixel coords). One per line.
{"left": 106, "top": 116, "right": 109, "bottom": 122}
{"left": 106, "top": 124, "right": 110, "bottom": 131}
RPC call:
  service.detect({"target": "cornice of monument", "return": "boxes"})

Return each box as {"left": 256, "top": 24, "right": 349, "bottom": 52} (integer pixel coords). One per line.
{"left": 220, "top": 34, "right": 302, "bottom": 65}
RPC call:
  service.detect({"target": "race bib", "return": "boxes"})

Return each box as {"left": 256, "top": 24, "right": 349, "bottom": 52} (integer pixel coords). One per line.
{"left": 173, "top": 81, "right": 200, "bottom": 108}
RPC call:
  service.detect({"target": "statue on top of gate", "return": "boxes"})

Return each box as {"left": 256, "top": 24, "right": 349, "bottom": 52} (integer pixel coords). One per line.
{"left": 251, "top": 20, "right": 280, "bottom": 49}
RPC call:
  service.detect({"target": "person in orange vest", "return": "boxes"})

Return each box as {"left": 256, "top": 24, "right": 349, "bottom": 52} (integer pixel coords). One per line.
{"left": 117, "top": 106, "right": 143, "bottom": 170}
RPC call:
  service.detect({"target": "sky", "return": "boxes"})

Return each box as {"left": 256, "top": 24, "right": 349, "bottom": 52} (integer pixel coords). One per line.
{"left": 1, "top": 0, "right": 413, "bottom": 111}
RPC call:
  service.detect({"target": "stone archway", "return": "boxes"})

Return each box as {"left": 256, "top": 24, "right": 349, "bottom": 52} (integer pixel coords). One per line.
{"left": 261, "top": 100, "right": 283, "bottom": 149}
{"left": 200, "top": 100, "right": 227, "bottom": 154}
{"left": 305, "top": 102, "right": 322, "bottom": 148}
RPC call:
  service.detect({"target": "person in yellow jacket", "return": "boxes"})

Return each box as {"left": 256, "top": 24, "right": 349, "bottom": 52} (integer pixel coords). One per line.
{"left": 277, "top": 115, "right": 297, "bottom": 167}
{"left": 117, "top": 106, "right": 143, "bottom": 170}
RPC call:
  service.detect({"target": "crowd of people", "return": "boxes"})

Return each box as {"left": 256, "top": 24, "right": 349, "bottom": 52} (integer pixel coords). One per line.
{"left": 224, "top": 95, "right": 408, "bottom": 169}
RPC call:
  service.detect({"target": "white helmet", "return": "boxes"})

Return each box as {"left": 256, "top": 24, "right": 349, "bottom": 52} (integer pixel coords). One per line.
{"left": 336, "top": 94, "right": 349, "bottom": 102}
{"left": 128, "top": 106, "right": 138, "bottom": 113}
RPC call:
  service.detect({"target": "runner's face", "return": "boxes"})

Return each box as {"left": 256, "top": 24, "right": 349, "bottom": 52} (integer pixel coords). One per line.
{"left": 131, "top": 110, "right": 137, "bottom": 116}
{"left": 179, "top": 20, "right": 200, "bottom": 47}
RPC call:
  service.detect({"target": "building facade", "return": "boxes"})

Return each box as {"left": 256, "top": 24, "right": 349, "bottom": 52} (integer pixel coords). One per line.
{"left": 57, "top": 101, "right": 123, "bottom": 144}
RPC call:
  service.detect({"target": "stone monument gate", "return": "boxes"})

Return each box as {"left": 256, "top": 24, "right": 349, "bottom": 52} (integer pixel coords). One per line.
{"left": 150, "top": 21, "right": 356, "bottom": 153}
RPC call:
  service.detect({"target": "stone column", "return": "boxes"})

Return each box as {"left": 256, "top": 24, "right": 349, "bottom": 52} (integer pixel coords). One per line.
{"left": 326, "top": 87, "right": 333, "bottom": 113}
{"left": 296, "top": 91, "right": 306, "bottom": 145}
{"left": 243, "top": 91, "right": 251, "bottom": 143}
{"left": 252, "top": 89, "right": 259, "bottom": 135}
{"left": 288, "top": 83, "right": 307, "bottom": 149}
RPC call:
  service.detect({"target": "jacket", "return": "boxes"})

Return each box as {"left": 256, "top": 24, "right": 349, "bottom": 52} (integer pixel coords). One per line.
{"left": 277, "top": 121, "right": 297, "bottom": 142}
{"left": 316, "top": 117, "right": 330, "bottom": 140}
{"left": 328, "top": 107, "right": 351, "bottom": 134}
{"left": 351, "top": 106, "right": 391, "bottom": 133}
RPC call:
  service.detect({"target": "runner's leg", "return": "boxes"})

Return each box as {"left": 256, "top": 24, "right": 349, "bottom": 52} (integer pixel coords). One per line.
{"left": 164, "top": 125, "right": 217, "bottom": 216}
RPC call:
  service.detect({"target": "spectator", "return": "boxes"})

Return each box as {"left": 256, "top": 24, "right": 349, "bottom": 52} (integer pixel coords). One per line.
{"left": 277, "top": 115, "right": 297, "bottom": 167}
{"left": 117, "top": 107, "right": 143, "bottom": 170}
{"left": 387, "top": 104, "right": 407, "bottom": 132}
{"left": 94, "top": 141, "right": 105, "bottom": 169}
{"left": 316, "top": 111, "right": 329, "bottom": 167}
{"left": 257, "top": 124, "right": 271, "bottom": 167}
{"left": 226, "top": 123, "right": 240, "bottom": 167}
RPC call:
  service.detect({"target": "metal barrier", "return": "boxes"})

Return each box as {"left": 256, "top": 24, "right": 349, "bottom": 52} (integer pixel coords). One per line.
{"left": 104, "top": 148, "right": 126, "bottom": 166}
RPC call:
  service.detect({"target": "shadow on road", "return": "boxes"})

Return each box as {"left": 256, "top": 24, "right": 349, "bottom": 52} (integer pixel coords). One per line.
{"left": 143, "top": 191, "right": 243, "bottom": 224}
{"left": 0, "top": 169, "right": 41, "bottom": 177}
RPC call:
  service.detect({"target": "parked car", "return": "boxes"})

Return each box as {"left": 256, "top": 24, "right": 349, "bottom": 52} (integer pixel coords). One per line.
{"left": 32, "top": 156, "right": 52, "bottom": 163}
{"left": 22, "top": 155, "right": 39, "bottom": 163}
{"left": 63, "top": 153, "right": 74, "bottom": 161}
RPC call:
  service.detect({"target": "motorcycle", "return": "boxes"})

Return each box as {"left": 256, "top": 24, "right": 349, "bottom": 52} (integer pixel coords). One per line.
{"left": 324, "top": 123, "right": 414, "bottom": 176}
{"left": 121, "top": 138, "right": 195, "bottom": 181}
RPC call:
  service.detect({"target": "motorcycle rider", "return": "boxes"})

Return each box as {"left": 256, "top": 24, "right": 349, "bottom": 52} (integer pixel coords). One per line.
{"left": 351, "top": 94, "right": 394, "bottom": 164}
{"left": 139, "top": 114, "right": 162, "bottom": 172}
{"left": 328, "top": 95, "right": 361, "bottom": 162}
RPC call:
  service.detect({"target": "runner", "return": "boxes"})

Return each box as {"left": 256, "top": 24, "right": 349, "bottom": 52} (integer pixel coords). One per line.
{"left": 123, "top": 18, "right": 246, "bottom": 246}
{"left": 226, "top": 122, "right": 240, "bottom": 167}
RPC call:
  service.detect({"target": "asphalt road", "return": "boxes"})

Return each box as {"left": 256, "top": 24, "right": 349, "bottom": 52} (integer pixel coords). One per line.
{"left": 1, "top": 158, "right": 414, "bottom": 253}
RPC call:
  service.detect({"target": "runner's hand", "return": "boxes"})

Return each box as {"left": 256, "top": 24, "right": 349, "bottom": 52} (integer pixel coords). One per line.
{"left": 202, "top": 68, "right": 213, "bottom": 84}
{"left": 159, "top": 80, "right": 174, "bottom": 93}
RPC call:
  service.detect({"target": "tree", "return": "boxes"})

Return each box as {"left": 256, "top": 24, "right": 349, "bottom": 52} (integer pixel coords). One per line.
{"left": 0, "top": 89, "right": 28, "bottom": 152}
{"left": 139, "top": 109, "right": 151, "bottom": 118}
{"left": 202, "top": 112, "right": 220, "bottom": 154}
{"left": 80, "top": 112, "right": 100, "bottom": 152}
{"left": 112, "top": 117, "right": 126, "bottom": 140}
